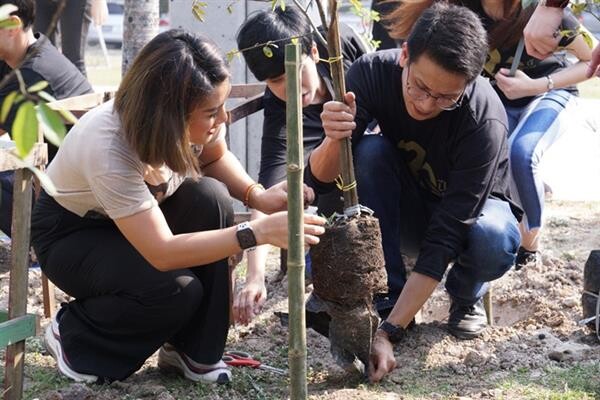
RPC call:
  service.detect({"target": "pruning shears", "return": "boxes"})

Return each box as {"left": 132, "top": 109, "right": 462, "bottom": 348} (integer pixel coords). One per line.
{"left": 222, "top": 350, "right": 287, "bottom": 375}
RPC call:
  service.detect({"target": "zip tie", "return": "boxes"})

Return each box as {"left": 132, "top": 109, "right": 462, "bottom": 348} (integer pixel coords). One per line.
{"left": 335, "top": 175, "right": 356, "bottom": 192}
{"left": 319, "top": 55, "right": 344, "bottom": 64}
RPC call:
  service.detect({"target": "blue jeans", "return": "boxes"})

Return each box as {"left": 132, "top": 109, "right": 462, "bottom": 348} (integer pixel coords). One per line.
{"left": 354, "top": 135, "right": 520, "bottom": 305}
{"left": 506, "top": 90, "right": 572, "bottom": 230}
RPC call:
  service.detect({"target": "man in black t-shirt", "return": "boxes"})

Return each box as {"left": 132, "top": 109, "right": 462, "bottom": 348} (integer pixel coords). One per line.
{"left": 0, "top": 0, "right": 93, "bottom": 237}
{"left": 235, "top": 5, "right": 368, "bottom": 325}
{"left": 309, "top": 3, "right": 522, "bottom": 382}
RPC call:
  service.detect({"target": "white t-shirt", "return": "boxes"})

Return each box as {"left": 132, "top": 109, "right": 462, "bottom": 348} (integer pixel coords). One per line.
{"left": 47, "top": 100, "right": 225, "bottom": 219}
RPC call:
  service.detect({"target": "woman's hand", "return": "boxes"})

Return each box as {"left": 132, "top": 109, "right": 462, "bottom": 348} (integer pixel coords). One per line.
{"left": 494, "top": 69, "right": 544, "bottom": 100}
{"left": 251, "top": 211, "right": 326, "bottom": 249}
{"left": 252, "top": 181, "right": 316, "bottom": 214}
{"left": 233, "top": 275, "right": 267, "bottom": 325}
{"left": 368, "top": 330, "right": 397, "bottom": 383}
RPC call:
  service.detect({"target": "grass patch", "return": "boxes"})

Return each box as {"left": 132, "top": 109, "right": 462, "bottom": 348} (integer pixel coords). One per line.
{"left": 498, "top": 363, "right": 600, "bottom": 400}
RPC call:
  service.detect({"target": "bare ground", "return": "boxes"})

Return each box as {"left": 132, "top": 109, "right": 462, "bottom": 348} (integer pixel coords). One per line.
{"left": 1, "top": 200, "right": 599, "bottom": 399}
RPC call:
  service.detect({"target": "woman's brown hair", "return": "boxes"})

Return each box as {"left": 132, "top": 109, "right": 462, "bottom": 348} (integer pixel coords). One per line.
{"left": 114, "top": 29, "right": 230, "bottom": 175}
{"left": 385, "top": 0, "right": 534, "bottom": 50}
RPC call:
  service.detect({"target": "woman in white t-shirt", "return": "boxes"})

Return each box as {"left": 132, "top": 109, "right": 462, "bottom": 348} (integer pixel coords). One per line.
{"left": 31, "top": 29, "right": 325, "bottom": 384}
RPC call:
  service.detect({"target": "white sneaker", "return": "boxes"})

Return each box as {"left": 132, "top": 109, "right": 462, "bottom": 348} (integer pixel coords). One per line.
{"left": 44, "top": 318, "right": 98, "bottom": 383}
{"left": 157, "top": 344, "right": 231, "bottom": 384}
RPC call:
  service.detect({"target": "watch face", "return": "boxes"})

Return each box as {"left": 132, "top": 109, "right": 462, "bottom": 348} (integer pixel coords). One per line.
{"left": 236, "top": 226, "right": 257, "bottom": 249}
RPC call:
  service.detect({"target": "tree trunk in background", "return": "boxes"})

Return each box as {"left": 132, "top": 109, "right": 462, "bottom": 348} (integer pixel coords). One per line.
{"left": 122, "top": 0, "right": 159, "bottom": 76}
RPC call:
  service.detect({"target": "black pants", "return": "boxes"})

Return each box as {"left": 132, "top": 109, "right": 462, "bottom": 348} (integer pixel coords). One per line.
{"left": 31, "top": 178, "right": 233, "bottom": 380}
{"left": 34, "top": 0, "right": 90, "bottom": 76}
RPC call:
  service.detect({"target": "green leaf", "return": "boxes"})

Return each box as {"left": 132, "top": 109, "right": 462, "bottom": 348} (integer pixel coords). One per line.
{"left": 279, "top": 0, "right": 286, "bottom": 11}
{"left": 27, "top": 165, "right": 57, "bottom": 196}
{"left": 37, "top": 90, "right": 57, "bottom": 103}
{"left": 570, "top": 3, "right": 588, "bottom": 15}
{"left": 56, "top": 108, "right": 78, "bottom": 125}
{"left": 1, "top": 91, "right": 17, "bottom": 123}
{"left": 0, "top": 17, "right": 20, "bottom": 29}
{"left": 27, "top": 80, "right": 49, "bottom": 93}
{"left": 36, "top": 103, "right": 65, "bottom": 147}
{"left": 191, "top": 1, "right": 207, "bottom": 22}
{"left": 226, "top": 49, "right": 237, "bottom": 63}
{"left": 12, "top": 101, "right": 38, "bottom": 158}
{"left": 271, "top": 0, "right": 277, "bottom": 11}
{"left": 263, "top": 46, "right": 273, "bottom": 58}
{"left": 0, "top": 4, "right": 17, "bottom": 20}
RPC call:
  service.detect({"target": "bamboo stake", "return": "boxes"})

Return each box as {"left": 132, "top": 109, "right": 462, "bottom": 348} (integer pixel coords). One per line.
{"left": 326, "top": 0, "right": 359, "bottom": 210}
{"left": 285, "top": 43, "right": 307, "bottom": 400}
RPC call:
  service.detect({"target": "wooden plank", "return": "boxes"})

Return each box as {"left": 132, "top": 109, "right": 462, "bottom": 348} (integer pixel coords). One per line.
{"left": 46, "top": 91, "right": 115, "bottom": 118}
{"left": 4, "top": 168, "right": 33, "bottom": 400}
{"left": 227, "top": 94, "right": 264, "bottom": 125}
{"left": 0, "top": 143, "right": 47, "bottom": 172}
{"left": 0, "top": 315, "right": 36, "bottom": 348}
{"left": 230, "top": 83, "right": 266, "bottom": 99}
{"left": 42, "top": 274, "right": 56, "bottom": 318}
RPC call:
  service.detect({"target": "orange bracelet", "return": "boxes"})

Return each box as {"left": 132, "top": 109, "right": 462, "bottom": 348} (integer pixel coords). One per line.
{"left": 243, "top": 183, "right": 265, "bottom": 207}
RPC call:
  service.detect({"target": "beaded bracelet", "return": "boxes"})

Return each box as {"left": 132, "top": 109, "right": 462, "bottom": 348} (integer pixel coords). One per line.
{"left": 243, "top": 183, "right": 265, "bottom": 207}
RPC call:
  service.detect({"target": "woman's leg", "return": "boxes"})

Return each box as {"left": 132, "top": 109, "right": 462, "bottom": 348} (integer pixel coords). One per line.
{"left": 508, "top": 90, "right": 573, "bottom": 254}
{"left": 159, "top": 178, "right": 233, "bottom": 364}
{"left": 32, "top": 178, "right": 233, "bottom": 380}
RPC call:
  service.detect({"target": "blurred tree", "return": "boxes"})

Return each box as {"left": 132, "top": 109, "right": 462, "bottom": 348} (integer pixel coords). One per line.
{"left": 122, "top": 0, "right": 159, "bottom": 75}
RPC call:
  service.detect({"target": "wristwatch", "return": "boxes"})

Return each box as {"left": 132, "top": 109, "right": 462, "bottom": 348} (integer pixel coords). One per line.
{"left": 236, "top": 222, "right": 257, "bottom": 250}
{"left": 377, "top": 320, "right": 406, "bottom": 343}
{"left": 543, "top": 0, "right": 569, "bottom": 8}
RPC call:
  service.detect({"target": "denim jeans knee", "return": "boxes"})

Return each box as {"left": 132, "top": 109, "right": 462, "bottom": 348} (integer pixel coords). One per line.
{"left": 445, "top": 199, "right": 520, "bottom": 305}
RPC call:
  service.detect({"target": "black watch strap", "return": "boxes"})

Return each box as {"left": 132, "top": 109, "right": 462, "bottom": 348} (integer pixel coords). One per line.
{"left": 378, "top": 320, "right": 406, "bottom": 343}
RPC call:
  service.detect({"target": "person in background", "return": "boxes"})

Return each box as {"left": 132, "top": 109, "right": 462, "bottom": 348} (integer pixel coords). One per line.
{"left": 0, "top": 0, "right": 93, "bottom": 238}
{"left": 31, "top": 29, "right": 325, "bottom": 384}
{"left": 235, "top": 5, "right": 368, "bottom": 325}
{"left": 34, "top": 0, "right": 107, "bottom": 76}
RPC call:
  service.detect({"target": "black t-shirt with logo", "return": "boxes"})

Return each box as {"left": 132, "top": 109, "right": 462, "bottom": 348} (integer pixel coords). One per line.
{"left": 259, "top": 24, "right": 368, "bottom": 188}
{"left": 309, "top": 49, "right": 521, "bottom": 281}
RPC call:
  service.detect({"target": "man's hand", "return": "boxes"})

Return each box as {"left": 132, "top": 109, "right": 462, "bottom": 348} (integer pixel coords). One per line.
{"left": 523, "top": 6, "right": 563, "bottom": 60}
{"left": 321, "top": 92, "right": 357, "bottom": 140}
{"left": 233, "top": 277, "right": 267, "bottom": 325}
{"left": 587, "top": 43, "right": 600, "bottom": 78}
{"left": 368, "top": 330, "right": 397, "bottom": 382}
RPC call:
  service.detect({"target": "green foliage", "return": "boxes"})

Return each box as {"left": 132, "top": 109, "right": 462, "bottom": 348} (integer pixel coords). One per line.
{"left": 12, "top": 100, "right": 37, "bottom": 158}
{"left": 191, "top": 0, "right": 208, "bottom": 22}
{"left": 271, "top": 0, "right": 286, "bottom": 11}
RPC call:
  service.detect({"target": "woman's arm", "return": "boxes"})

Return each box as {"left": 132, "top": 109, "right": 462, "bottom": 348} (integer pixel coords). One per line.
{"left": 495, "top": 33, "right": 596, "bottom": 99}
{"left": 115, "top": 204, "right": 325, "bottom": 271}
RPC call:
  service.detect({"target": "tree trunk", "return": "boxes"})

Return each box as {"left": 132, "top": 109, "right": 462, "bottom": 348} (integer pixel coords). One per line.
{"left": 122, "top": 0, "right": 159, "bottom": 76}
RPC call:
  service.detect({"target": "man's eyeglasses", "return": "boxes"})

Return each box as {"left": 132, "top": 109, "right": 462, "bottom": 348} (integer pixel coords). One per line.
{"left": 404, "top": 65, "right": 465, "bottom": 111}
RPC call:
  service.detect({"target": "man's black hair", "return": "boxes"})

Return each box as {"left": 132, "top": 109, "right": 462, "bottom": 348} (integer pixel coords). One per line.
{"left": 236, "top": 5, "right": 314, "bottom": 81}
{"left": 0, "top": 0, "right": 35, "bottom": 30}
{"left": 406, "top": 2, "right": 487, "bottom": 82}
